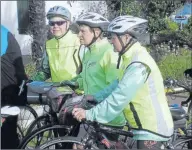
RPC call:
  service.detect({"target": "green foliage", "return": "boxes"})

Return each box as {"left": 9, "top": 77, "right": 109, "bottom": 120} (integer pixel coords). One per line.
{"left": 121, "top": 0, "right": 144, "bottom": 17}
{"left": 157, "top": 49, "right": 192, "bottom": 80}
{"left": 25, "top": 63, "right": 36, "bottom": 77}
{"left": 184, "top": 16, "right": 192, "bottom": 32}
{"left": 181, "top": 16, "right": 192, "bottom": 47}
{"left": 165, "top": 18, "right": 179, "bottom": 31}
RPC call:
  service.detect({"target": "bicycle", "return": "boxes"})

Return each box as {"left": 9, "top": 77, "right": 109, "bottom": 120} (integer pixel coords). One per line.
{"left": 37, "top": 120, "right": 134, "bottom": 149}
{"left": 20, "top": 78, "right": 192, "bottom": 149}
{"left": 18, "top": 81, "right": 88, "bottom": 149}
{"left": 164, "top": 77, "right": 192, "bottom": 149}
{"left": 36, "top": 90, "right": 192, "bottom": 149}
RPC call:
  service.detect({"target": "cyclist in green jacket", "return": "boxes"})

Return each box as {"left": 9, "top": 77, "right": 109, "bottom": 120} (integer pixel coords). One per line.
{"left": 61, "top": 12, "right": 126, "bottom": 127}
{"left": 72, "top": 15, "right": 174, "bottom": 149}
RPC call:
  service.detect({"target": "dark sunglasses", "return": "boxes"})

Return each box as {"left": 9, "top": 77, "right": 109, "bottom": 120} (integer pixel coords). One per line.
{"left": 49, "top": 21, "right": 67, "bottom": 26}
{"left": 106, "top": 32, "right": 117, "bottom": 40}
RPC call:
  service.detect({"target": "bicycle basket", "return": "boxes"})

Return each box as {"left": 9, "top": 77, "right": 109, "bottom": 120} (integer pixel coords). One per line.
{"left": 47, "top": 87, "right": 73, "bottom": 113}
{"left": 58, "top": 95, "right": 95, "bottom": 125}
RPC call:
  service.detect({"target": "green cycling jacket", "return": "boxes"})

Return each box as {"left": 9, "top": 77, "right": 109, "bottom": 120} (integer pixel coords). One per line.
{"left": 74, "top": 38, "right": 126, "bottom": 126}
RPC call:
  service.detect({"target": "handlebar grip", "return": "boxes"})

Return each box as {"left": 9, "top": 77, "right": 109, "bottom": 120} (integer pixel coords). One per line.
{"left": 114, "top": 129, "right": 134, "bottom": 137}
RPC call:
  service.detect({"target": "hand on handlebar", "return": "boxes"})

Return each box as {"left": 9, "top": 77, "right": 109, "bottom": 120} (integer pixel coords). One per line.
{"left": 72, "top": 107, "right": 86, "bottom": 122}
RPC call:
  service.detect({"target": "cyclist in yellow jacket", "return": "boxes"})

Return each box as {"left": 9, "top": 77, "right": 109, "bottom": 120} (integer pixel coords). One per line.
{"left": 32, "top": 6, "right": 82, "bottom": 82}
{"left": 72, "top": 15, "right": 174, "bottom": 149}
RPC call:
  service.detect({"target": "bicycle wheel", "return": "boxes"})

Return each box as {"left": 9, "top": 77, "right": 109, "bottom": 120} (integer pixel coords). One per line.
{"left": 173, "top": 138, "right": 192, "bottom": 149}
{"left": 18, "top": 124, "right": 71, "bottom": 149}
{"left": 17, "top": 105, "right": 38, "bottom": 135}
{"left": 26, "top": 115, "right": 50, "bottom": 135}
{"left": 17, "top": 124, "right": 25, "bottom": 144}
{"left": 38, "top": 136, "right": 99, "bottom": 149}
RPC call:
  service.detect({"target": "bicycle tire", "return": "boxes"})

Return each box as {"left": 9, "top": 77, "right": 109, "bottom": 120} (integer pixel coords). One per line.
{"left": 19, "top": 105, "right": 38, "bottom": 119}
{"left": 173, "top": 138, "right": 192, "bottom": 149}
{"left": 17, "top": 124, "right": 24, "bottom": 143}
{"left": 25, "top": 115, "right": 49, "bottom": 135}
{"left": 38, "top": 136, "right": 99, "bottom": 149}
{"left": 18, "top": 124, "right": 71, "bottom": 149}
{"left": 18, "top": 105, "right": 38, "bottom": 135}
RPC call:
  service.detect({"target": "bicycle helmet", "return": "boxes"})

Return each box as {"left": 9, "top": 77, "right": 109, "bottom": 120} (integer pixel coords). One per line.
{"left": 47, "top": 6, "right": 71, "bottom": 21}
{"left": 76, "top": 12, "right": 109, "bottom": 32}
{"left": 108, "top": 16, "right": 148, "bottom": 69}
{"left": 108, "top": 15, "right": 148, "bottom": 38}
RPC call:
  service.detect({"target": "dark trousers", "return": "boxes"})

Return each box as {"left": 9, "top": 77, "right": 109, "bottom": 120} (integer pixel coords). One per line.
{"left": 1, "top": 116, "right": 19, "bottom": 149}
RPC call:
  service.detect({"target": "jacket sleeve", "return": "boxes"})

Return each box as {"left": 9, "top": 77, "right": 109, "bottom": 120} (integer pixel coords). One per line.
{"left": 31, "top": 50, "right": 51, "bottom": 81}
{"left": 6, "top": 32, "right": 28, "bottom": 83}
{"left": 94, "top": 49, "right": 119, "bottom": 102}
{"left": 71, "top": 73, "right": 84, "bottom": 90}
{"left": 102, "top": 50, "right": 119, "bottom": 84}
{"left": 93, "top": 79, "right": 118, "bottom": 102}
{"left": 86, "top": 62, "right": 151, "bottom": 123}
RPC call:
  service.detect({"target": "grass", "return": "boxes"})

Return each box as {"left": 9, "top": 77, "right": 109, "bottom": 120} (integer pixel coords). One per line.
{"left": 157, "top": 48, "right": 192, "bottom": 80}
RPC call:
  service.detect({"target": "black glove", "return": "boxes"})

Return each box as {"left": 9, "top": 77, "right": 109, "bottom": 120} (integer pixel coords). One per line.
{"left": 84, "top": 95, "right": 98, "bottom": 105}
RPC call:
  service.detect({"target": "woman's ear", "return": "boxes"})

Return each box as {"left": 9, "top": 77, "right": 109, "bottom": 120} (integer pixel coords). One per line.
{"left": 126, "top": 34, "right": 131, "bottom": 43}
{"left": 94, "top": 28, "right": 102, "bottom": 38}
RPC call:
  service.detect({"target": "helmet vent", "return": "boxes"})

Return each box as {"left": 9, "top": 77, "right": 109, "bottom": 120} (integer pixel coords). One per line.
{"left": 113, "top": 26, "right": 122, "bottom": 30}
{"left": 109, "top": 23, "right": 116, "bottom": 28}
{"left": 127, "top": 20, "right": 136, "bottom": 23}
{"left": 84, "top": 16, "right": 95, "bottom": 19}
{"left": 100, "top": 18, "right": 107, "bottom": 21}
{"left": 115, "top": 19, "right": 126, "bottom": 22}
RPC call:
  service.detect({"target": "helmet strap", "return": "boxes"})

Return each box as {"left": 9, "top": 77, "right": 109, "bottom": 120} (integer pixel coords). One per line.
{"left": 116, "top": 37, "right": 137, "bottom": 69}
{"left": 87, "top": 29, "right": 102, "bottom": 48}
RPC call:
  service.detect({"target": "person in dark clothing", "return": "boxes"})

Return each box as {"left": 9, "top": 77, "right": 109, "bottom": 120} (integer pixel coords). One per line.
{"left": 1, "top": 25, "right": 28, "bottom": 149}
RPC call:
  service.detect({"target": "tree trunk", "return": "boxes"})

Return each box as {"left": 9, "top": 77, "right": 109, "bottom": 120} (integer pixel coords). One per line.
{"left": 28, "top": 0, "right": 46, "bottom": 68}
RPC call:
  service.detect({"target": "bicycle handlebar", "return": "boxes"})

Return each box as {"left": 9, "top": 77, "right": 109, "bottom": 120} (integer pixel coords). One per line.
{"left": 82, "top": 120, "right": 134, "bottom": 138}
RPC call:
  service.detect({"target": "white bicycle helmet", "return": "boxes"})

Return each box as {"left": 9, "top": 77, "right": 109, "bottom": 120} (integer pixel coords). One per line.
{"left": 76, "top": 12, "right": 109, "bottom": 32}
{"left": 108, "top": 15, "right": 148, "bottom": 38}
{"left": 47, "top": 6, "right": 71, "bottom": 21}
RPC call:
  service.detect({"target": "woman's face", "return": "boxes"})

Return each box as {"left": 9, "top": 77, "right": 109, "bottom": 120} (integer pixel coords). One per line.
{"left": 49, "top": 17, "right": 69, "bottom": 38}
{"left": 78, "top": 25, "right": 95, "bottom": 46}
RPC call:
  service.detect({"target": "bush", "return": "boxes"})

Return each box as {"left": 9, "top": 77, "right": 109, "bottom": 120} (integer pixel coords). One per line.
{"left": 166, "top": 19, "right": 179, "bottom": 31}
{"left": 157, "top": 48, "right": 191, "bottom": 80}
{"left": 25, "top": 63, "right": 36, "bottom": 77}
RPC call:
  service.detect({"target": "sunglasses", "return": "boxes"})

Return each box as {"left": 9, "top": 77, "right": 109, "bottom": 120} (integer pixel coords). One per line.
{"left": 107, "top": 33, "right": 117, "bottom": 40}
{"left": 49, "top": 21, "right": 67, "bottom": 26}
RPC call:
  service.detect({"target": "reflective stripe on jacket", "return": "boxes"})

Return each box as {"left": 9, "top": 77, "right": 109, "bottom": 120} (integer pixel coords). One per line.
{"left": 120, "top": 42, "right": 173, "bottom": 137}
{"left": 86, "top": 42, "right": 173, "bottom": 137}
